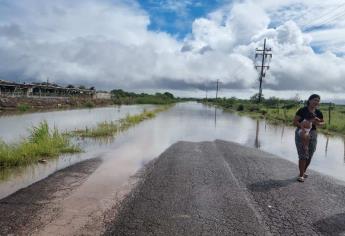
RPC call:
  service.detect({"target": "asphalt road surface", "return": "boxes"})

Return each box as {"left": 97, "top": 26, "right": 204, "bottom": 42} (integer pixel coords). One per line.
{"left": 104, "top": 140, "right": 345, "bottom": 236}
{"left": 2, "top": 140, "right": 345, "bottom": 235}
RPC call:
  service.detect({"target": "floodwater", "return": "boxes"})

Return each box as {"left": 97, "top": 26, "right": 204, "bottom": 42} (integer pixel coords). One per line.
{"left": 1, "top": 102, "right": 345, "bottom": 231}
{"left": 0, "top": 104, "right": 157, "bottom": 143}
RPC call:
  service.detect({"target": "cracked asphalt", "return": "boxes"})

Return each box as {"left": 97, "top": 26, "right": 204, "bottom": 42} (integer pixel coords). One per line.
{"left": 104, "top": 140, "right": 345, "bottom": 236}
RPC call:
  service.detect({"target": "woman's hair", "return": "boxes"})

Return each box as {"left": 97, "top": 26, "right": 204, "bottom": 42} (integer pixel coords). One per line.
{"left": 307, "top": 94, "right": 320, "bottom": 106}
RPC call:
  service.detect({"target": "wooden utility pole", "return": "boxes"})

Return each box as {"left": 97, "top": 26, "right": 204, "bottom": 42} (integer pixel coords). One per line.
{"left": 255, "top": 38, "right": 272, "bottom": 103}
{"left": 328, "top": 102, "right": 332, "bottom": 125}
{"left": 215, "top": 79, "right": 219, "bottom": 100}
{"left": 205, "top": 86, "right": 208, "bottom": 103}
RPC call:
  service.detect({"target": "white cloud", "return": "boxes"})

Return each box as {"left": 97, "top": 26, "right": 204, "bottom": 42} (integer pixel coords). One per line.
{"left": 1, "top": 0, "right": 345, "bottom": 99}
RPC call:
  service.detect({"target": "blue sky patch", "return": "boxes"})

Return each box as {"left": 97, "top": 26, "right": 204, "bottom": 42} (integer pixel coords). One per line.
{"left": 138, "top": 0, "right": 226, "bottom": 39}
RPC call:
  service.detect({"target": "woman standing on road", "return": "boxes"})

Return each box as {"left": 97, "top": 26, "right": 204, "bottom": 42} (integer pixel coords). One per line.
{"left": 293, "top": 94, "right": 324, "bottom": 182}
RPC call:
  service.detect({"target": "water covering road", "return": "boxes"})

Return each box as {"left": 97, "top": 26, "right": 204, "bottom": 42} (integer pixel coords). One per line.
{"left": 0, "top": 102, "right": 345, "bottom": 235}
{"left": 1, "top": 102, "right": 345, "bottom": 200}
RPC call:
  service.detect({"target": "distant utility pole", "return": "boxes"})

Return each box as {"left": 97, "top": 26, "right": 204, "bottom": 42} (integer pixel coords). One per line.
{"left": 215, "top": 79, "right": 219, "bottom": 100}
{"left": 205, "top": 86, "right": 208, "bottom": 102}
{"left": 255, "top": 38, "right": 272, "bottom": 103}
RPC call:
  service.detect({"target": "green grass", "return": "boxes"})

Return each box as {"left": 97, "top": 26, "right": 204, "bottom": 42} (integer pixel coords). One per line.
{"left": 0, "top": 121, "right": 81, "bottom": 169}
{"left": 72, "top": 105, "right": 171, "bottom": 138}
{"left": 207, "top": 98, "right": 345, "bottom": 136}
{"left": 84, "top": 101, "right": 95, "bottom": 108}
{"left": 0, "top": 105, "right": 172, "bottom": 170}
{"left": 111, "top": 90, "right": 179, "bottom": 105}
{"left": 17, "top": 103, "right": 30, "bottom": 112}
{"left": 72, "top": 121, "right": 119, "bottom": 138}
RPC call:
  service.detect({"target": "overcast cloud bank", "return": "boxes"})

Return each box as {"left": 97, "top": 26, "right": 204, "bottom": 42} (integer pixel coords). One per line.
{"left": 0, "top": 0, "right": 345, "bottom": 99}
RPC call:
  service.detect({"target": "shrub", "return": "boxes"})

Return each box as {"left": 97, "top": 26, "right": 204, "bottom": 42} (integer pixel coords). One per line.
{"left": 84, "top": 101, "right": 95, "bottom": 108}
{"left": 237, "top": 104, "right": 244, "bottom": 111}
{"left": 17, "top": 104, "right": 30, "bottom": 112}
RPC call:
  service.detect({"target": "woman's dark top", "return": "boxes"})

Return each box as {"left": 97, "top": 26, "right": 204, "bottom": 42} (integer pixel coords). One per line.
{"left": 295, "top": 107, "right": 323, "bottom": 130}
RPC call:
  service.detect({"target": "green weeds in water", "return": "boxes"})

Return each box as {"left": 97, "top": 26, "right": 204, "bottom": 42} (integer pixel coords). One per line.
{"left": 72, "top": 105, "right": 170, "bottom": 138}
{"left": 0, "top": 121, "right": 81, "bottom": 169}
{"left": 72, "top": 121, "right": 119, "bottom": 138}
{"left": 0, "top": 105, "right": 171, "bottom": 170}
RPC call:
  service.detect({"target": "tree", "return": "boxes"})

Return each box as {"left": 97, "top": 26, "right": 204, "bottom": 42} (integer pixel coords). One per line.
{"left": 66, "top": 84, "right": 74, "bottom": 88}
{"left": 78, "top": 85, "right": 86, "bottom": 90}
{"left": 265, "top": 96, "right": 280, "bottom": 107}
{"left": 163, "top": 92, "right": 174, "bottom": 99}
{"left": 250, "top": 93, "right": 264, "bottom": 102}
{"left": 111, "top": 89, "right": 130, "bottom": 98}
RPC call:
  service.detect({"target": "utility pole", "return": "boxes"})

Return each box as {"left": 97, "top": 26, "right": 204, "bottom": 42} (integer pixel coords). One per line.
{"left": 215, "top": 79, "right": 219, "bottom": 100}
{"left": 255, "top": 38, "right": 272, "bottom": 103}
{"left": 205, "top": 86, "right": 208, "bottom": 103}
{"left": 328, "top": 102, "right": 332, "bottom": 125}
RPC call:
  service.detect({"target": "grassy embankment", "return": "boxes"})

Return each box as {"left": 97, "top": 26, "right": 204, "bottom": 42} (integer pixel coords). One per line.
{"left": 0, "top": 121, "right": 81, "bottom": 168}
{"left": 72, "top": 105, "right": 171, "bottom": 138}
{"left": 206, "top": 97, "right": 345, "bottom": 136}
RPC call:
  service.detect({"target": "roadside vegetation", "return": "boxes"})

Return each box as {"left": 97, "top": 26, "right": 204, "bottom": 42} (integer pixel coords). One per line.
{"left": 0, "top": 104, "right": 172, "bottom": 170}
{"left": 0, "top": 121, "right": 81, "bottom": 169}
{"left": 72, "top": 105, "right": 171, "bottom": 138}
{"left": 17, "top": 103, "right": 31, "bottom": 112}
{"left": 111, "top": 89, "right": 191, "bottom": 105}
{"left": 0, "top": 105, "right": 171, "bottom": 170}
{"left": 205, "top": 94, "right": 345, "bottom": 136}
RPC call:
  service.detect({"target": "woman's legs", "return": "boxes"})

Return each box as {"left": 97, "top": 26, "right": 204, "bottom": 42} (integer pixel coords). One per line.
{"left": 304, "top": 156, "right": 312, "bottom": 173}
{"left": 299, "top": 160, "right": 306, "bottom": 177}
{"left": 304, "top": 130, "right": 317, "bottom": 174}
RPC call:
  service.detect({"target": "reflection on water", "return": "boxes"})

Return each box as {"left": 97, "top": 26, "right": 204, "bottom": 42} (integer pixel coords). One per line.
{"left": 255, "top": 120, "right": 260, "bottom": 148}
{"left": 281, "top": 126, "right": 285, "bottom": 141}
{"left": 1, "top": 102, "right": 345, "bottom": 200}
{"left": 214, "top": 107, "right": 217, "bottom": 128}
{"left": 325, "top": 136, "right": 329, "bottom": 156}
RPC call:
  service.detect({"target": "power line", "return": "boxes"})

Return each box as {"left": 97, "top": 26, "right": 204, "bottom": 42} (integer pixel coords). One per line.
{"left": 311, "top": 10, "right": 345, "bottom": 28}
{"left": 303, "top": 2, "right": 345, "bottom": 26}
{"left": 303, "top": 3, "right": 345, "bottom": 30}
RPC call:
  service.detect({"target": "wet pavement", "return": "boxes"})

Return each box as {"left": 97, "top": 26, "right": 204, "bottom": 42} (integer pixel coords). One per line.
{"left": 105, "top": 140, "right": 345, "bottom": 236}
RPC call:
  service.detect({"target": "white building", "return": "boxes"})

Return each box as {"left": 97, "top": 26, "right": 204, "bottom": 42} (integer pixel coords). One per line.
{"left": 93, "top": 91, "right": 111, "bottom": 100}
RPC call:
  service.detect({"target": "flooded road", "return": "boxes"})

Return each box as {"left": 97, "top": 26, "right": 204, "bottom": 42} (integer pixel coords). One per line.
{"left": 1, "top": 102, "right": 345, "bottom": 200}
{"left": 1, "top": 102, "right": 345, "bottom": 234}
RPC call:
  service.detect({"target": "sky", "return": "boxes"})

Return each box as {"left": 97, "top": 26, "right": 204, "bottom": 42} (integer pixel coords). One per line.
{"left": 1, "top": 0, "right": 345, "bottom": 101}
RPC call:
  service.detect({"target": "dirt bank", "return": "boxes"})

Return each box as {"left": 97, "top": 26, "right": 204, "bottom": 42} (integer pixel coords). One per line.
{"left": 0, "top": 96, "right": 113, "bottom": 111}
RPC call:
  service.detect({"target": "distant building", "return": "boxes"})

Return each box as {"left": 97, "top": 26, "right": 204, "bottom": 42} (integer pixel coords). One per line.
{"left": 93, "top": 91, "right": 111, "bottom": 100}
{"left": 0, "top": 80, "right": 96, "bottom": 98}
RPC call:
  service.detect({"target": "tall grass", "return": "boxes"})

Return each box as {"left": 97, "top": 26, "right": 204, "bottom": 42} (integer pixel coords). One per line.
{"left": 208, "top": 99, "right": 345, "bottom": 136}
{"left": 17, "top": 103, "right": 30, "bottom": 112}
{"left": 72, "top": 105, "right": 171, "bottom": 138}
{"left": 72, "top": 121, "right": 118, "bottom": 138}
{"left": 84, "top": 101, "right": 95, "bottom": 108}
{"left": 0, "top": 121, "right": 81, "bottom": 168}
